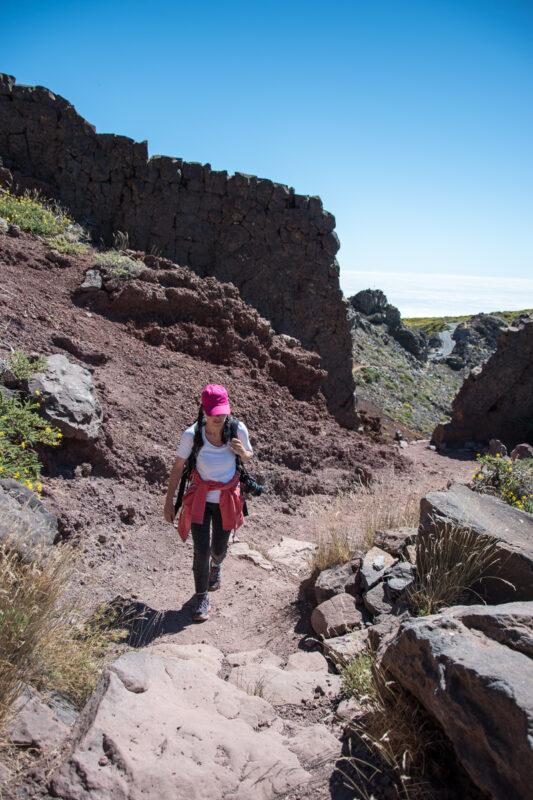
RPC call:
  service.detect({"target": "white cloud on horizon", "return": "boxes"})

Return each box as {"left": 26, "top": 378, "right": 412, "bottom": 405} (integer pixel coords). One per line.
{"left": 340, "top": 270, "right": 533, "bottom": 318}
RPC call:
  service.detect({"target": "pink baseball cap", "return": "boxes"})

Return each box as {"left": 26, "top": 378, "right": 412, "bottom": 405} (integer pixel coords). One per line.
{"left": 201, "top": 384, "right": 231, "bottom": 416}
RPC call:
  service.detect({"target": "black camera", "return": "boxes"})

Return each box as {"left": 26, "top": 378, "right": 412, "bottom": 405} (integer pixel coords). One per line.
{"left": 239, "top": 470, "right": 264, "bottom": 497}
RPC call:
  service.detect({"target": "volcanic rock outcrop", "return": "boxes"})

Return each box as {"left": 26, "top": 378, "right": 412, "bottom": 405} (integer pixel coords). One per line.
{"left": 348, "top": 288, "right": 428, "bottom": 361}
{"left": 0, "top": 73, "right": 357, "bottom": 427}
{"left": 433, "top": 319, "right": 533, "bottom": 448}
{"left": 77, "top": 260, "right": 326, "bottom": 401}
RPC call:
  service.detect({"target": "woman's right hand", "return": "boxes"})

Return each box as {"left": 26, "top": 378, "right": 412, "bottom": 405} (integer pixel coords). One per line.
{"left": 164, "top": 499, "right": 175, "bottom": 524}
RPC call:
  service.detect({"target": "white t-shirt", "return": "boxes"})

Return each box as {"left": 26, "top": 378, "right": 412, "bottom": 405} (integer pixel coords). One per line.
{"left": 176, "top": 420, "right": 252, "bottom": 503}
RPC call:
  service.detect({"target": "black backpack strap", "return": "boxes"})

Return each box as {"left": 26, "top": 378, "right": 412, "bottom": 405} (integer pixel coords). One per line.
{"left": 174, "top": 420, "right": 203, "bottom": 513}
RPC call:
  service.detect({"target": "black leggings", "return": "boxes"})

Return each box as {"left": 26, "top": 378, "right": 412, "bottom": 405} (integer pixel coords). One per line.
{"left": 190, "top": 502, "right": 231, "bottom": 593}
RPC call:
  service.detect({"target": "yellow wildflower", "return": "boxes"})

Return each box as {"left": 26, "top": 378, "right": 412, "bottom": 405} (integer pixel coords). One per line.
{"left": 21, "top": 441, "right": 25, "bottom": 449}
{"left": 35, "top": 390, "right": 40, "bottom": 396}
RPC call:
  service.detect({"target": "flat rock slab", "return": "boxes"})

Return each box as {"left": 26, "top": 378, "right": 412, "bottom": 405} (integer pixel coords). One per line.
{"left": 322, "top": 629, "right": 370, "bottom": 661}
{"left": 380, "top": 601, "right": 533, "bottom": 800}
{"left": 420, "top": 482, "right": 533, "bottom": 602}
{"left": 267, "top": 536, "right": 317, "bottom": 572}
{"left": 230, "top": 541, "right": 273, "bottom": 570}
{"left": 8, "top": 685, "right": 71, "bottom": 751}
{"left": 51, "top": 648, "right": 313, "bottom": 800}
{"left": 228, "top": 656, "right": 341, "bottom": 706}
{"left": 227, "top": 648, "right": 284, "bottom": 668}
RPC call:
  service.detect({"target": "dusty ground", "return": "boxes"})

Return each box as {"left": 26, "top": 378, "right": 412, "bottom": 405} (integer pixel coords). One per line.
{"left": 0, "top": 231, "right": 478, "bottom": 799}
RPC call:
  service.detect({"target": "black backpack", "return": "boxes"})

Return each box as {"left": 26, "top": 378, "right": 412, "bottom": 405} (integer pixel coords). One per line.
{"left": 174, "top": 417, "right": 256, "bottom": 515}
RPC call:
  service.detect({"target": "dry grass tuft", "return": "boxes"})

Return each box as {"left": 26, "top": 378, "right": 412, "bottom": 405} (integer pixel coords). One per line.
{"left": 309, "top": 472, "right": 419, "bottom": 572}
{"left": 409, "top": 523, "right": 507, "bottom": 616}
{"left": 340, "top": 652, "right": 469, "bottom": 800}
{"left": 0, "top": 513, "right": 125, "bottom": 732}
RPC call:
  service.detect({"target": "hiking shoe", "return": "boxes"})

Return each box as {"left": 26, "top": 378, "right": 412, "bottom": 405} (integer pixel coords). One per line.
{"left": 192, "top": 592, "right": 210, "bottom": 622}
{"left": 209, "top": 563, "right": 222, "bottom": 591}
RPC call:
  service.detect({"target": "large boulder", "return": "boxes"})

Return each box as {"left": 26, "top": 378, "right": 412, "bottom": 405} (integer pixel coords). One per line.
{"left": 419, "top": 483, "right": 533, "bottom": 602}
{"left": 433, "top": 318, "right": 533, "bottom": 448}
{"left": 29, "top": 354, "right": 103, "bottom": 441}
{"left": 0, "top": 479, "right": 58, "bottom": 554}
{"left": 51, "top": 645, "right": 335, "bottom": 800}
{"left": 379, "top": 602, "right": 533, "bottom": 800}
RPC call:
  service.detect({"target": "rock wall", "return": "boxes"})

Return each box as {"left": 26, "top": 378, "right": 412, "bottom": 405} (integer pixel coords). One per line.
{"left": 0, "top": 74, "right": 357, "bottom": 427}
{"left": 433, "top": 319, "right": 533, "bottom": 448}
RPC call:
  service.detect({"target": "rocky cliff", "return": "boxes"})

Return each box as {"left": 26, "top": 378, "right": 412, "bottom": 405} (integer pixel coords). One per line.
{"left": 433, "top": 319, "right": 533, "bottom": 448}
{"left": 0, "top": 73, "right": 357, "bottom": 427}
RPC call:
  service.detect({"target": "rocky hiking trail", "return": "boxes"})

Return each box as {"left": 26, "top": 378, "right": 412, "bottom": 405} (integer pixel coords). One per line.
{"left": 0, "top": 232, "right": 479, "bottom": 799}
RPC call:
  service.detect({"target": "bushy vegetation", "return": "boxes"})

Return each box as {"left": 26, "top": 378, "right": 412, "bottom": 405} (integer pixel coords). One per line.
{"left": 7, "top": 351, "right": 46, "bottom": 382}
{"left": 472, "top": 454, "right": 533, "bottom": 512}
{"left": 45, "top": 232, "right": 90, "bottom": 255}
{"left": 0, "top": 189, "right": 72, "bottom": 236}
{"left": 95, "top": 250, "right": 143, "bottom": 279}
{"left": 0, "top": 391, "right": 62, "bottom": 496}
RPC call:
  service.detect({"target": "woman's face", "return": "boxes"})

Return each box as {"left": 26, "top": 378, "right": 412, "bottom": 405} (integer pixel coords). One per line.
{"left": 206, "top": 413, "right": 226, "bottom": 428}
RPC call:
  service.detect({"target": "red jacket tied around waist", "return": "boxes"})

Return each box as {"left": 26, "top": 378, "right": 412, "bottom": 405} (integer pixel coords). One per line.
{"left": 177, "top": 468, "right": 244, "bottom": 542}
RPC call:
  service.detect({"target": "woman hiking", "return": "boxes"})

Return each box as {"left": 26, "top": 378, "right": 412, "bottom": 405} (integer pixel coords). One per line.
{"left": 164, "top": 384, "right": 253, "bottom": 622}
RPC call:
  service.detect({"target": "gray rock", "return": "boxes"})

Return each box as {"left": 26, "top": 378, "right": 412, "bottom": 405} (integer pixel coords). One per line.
{"left": 29, "top": 353, "right": 103, "bottom": 441}
{"left": 419, "top": 483, "right": 533, "bottom": 602}
{"left": 321, "top": 629, "right": 370, "bottom": 661}
{"left": 349, "top": 289, "right": 388, "bottom": 316}
{"left": 311, "top": 593, "right": 364, "bottom": 638}
{"left": 511, "top": 443, "right": 533, "bottom": 460}
{"left": 363, "top": 582, "right": 393, "bottom": 617}
{"left": 0, "top": 216, "right": 8, "bottom": 233}
{"left": 489, "top": 438, "right": 507, "bottom": 457}
{"left": 383, "top": 561, "right": 416, "bottom": 602}
{"left": 374, "top": 527, "right": 417, "bottom": 557}
{"left": 0, "top": 479, "right": 58, "bottom": 554}
{"left": 360, "top": 546, "right": 397, "bottom": 591}
{"left": 314, "top": 558, "right": 361, "bottom": 604}
{"left": 80, "top": 269, "right": 102, "bottom": 291}
{"left": 379, "top": 602, "right": 533, "bottom": 800}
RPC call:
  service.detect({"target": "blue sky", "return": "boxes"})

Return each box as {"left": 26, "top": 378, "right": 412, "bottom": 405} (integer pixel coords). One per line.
{"left": 2, "top": 0, "right": 532, "bottom": 314}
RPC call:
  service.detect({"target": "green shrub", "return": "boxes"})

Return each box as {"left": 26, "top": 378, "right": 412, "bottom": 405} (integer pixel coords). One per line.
{"left": 95, "top": 250, "right": 143, "bottom": 280}
{"left": 45, "top": 233, "right": 89, "bottom": 254}
{"left": 0, "top": 190, "right": 72, "bottom": 236}
{"left": 7, "top": 351, "right": 46, "bottom": 382}
{"left": 0, "top": 392, "right": 62, "bottom": 495}
{"left": 472, "top": 454, "right": 533, "bottom": 512}
{"left": 360, "top": 366, "right": 383, "bottom": 384}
